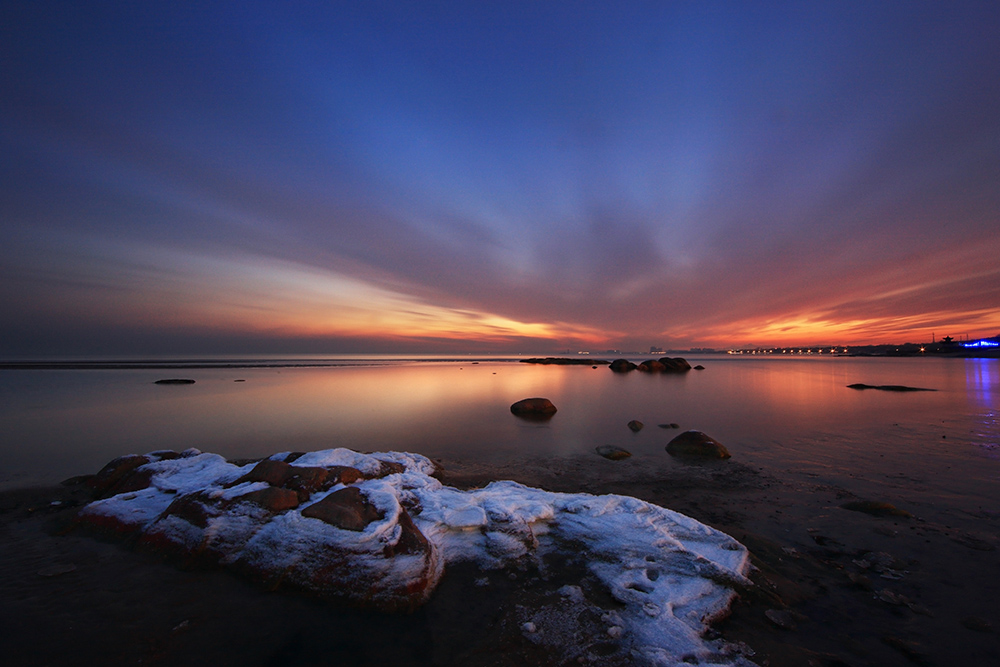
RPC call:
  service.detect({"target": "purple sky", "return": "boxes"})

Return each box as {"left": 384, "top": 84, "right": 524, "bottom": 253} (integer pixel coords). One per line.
{"left": 2, "top": 1, "right": 999, "bottom": 356}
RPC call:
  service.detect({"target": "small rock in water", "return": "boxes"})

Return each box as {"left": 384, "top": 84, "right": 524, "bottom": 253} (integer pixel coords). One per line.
{"left": 154, "top": 378, "right": 195, "bottom": 385}
{"left": 510, "top": 397, "right": 558, "bottom": 420}
{"left": 693, "top": 365, "right": 705, "bottom": 370}
{"left": 595, "top": 445, "right": 632, "bottom": 461}
{"left": 847, "top": 383, "right": 935, "bottom": 392}
{"left": 666, "top": 431, "right": 731, "bottom": 459}
{"left": 627, "top": 420, "right": 644, "bottom": 432}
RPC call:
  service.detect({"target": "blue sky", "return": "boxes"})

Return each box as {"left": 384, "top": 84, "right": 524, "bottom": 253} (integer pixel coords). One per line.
{"left": 2, "top": 1, "right": 999, "bottom": 355}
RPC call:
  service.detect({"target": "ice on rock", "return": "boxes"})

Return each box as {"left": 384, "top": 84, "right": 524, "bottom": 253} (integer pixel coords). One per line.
{"left": 78, "top": 448, "right": 752, "bottom": 664}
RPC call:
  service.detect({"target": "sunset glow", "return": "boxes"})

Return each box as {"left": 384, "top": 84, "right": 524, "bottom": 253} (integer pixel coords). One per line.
{"left": 2, "top": 2, "right": 998, "bottom": 356}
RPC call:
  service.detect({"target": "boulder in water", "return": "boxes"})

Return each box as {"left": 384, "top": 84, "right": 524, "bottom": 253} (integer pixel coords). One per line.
{"left": 666, "top": 430, "right": 731, "bottom": 459}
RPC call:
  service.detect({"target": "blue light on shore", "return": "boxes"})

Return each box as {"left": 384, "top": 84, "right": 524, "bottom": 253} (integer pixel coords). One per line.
{"left": 963, "top": 340, "right": 1000, "bottom": 348}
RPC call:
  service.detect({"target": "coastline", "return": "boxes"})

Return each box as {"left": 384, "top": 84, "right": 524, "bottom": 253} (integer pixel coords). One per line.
{"left": 2, "top": 453, "right": 997, "bottom": 666}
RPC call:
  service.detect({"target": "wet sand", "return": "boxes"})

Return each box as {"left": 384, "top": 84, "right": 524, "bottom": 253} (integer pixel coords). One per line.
{"left": 1, "top": 454, "right": 998, "bottom": 666}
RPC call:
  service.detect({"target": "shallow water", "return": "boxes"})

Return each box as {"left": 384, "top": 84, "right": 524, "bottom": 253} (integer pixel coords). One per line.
{"left": 1, "top": 356, "right": 997, "bottom": 516}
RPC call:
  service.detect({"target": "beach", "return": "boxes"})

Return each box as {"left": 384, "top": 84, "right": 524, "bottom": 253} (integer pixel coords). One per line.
{"left": 2, "top": 446, "right": 997, "bottom": 667}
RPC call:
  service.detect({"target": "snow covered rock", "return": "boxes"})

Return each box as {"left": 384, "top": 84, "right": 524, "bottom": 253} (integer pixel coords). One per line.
{"left": 76, "top": 447, "right": 753, "bottom": 664}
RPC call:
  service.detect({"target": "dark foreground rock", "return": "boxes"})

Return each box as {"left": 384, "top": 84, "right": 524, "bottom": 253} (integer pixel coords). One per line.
{"left": 666, "top": 430, "right": 731, "bottom": 459}
{"left": 509, "top": 397, "right": 558, "bottom": 419}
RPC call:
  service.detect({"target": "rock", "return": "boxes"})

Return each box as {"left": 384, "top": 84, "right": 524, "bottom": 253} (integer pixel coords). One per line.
{"left": 608, "top": 359, "right": 637, "bottom": 373}
{"left": 637, "top": 360, "right": 666, "bottom": 373}
{"left": 657, "top": 357, "right": 692, "bottom": 372}
{"left": 374, "top": 460, "right": 406, "bottom": 478}
{"left": 666, "top": 431, "right": 731, "bottom": 459}
{"left": 88, "top": 454, "right": 151, "bottom": 497}
{"left": 657, "top": 423, "right": 680, "bottom": 429}
{"left": 510, "top": 397, "right": 558, "bottom": 419}
{"left": 847, "top": 383, "right": 935, "bottom": 392}
{"left": 236, "top": 486, "right": 301, "bottom": 513}
{"left": 301, "top": 486, "right": 381, "bottom": 531}
{"left": 521, "top": 358, "right": 610, "bottom": 366}
{"left": 627, "top": 420, "right": 644, "bottom": 432}
{"left": 693, "top": 365, "right": 705, "bottom": 370}
{"left": 230, "top": 459, "right": 361, "bottom": 500}
{"left": 596, "top": 446, "right": 632, "bottom": 461}
{"left": 389, "top": 508, "right": 432, "bottom": 556}
{"left": 154, "top": 379, "right": 196, "bottom": 385}
{"left": 840, "top": 500, "right": 912, "bottom": 518}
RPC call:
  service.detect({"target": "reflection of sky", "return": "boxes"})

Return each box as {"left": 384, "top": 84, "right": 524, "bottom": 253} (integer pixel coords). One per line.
{"left": 2, "top": 2, "right": 999, "bottom": 355}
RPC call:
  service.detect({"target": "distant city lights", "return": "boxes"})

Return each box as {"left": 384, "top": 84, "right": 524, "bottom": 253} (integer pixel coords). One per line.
{"left": 964, "top": 340, "right": 1000, "bottom": 348}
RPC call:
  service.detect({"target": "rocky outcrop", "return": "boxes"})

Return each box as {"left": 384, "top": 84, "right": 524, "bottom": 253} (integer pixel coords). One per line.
{"left": 76, "top": 449, "right": 440, "bottom": 611}
{"left": 73, "top": 447, "right": 751, "bottom": 661}
{"left": 666, "top": 431, "right": 731, "bottom": 459}
{"left": 510, "top": 397, "right": 558, "bottom": 419}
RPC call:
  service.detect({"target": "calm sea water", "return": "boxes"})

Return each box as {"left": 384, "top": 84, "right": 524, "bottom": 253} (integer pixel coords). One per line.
{"left": 1, "top": 356, "right": 997, "bottom": 513}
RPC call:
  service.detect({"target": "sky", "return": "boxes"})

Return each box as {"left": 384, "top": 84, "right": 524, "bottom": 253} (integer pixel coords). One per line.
{"left": 2, "top": 1, "right": 999, "bottom": 356}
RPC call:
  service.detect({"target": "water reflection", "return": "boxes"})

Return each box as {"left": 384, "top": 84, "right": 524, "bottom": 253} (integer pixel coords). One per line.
{"left": 965, "top": 359, "right": 998, "bottom": 408}
{"left": 1, "top": 358, "right": 998, "bottom": 492}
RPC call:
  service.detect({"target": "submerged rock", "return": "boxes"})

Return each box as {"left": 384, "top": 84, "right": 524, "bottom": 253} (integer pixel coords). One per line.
{"left": 154, "top": 379, "right": 195, "bottom": 385}
{"left": 627, "top": 420, "right": 644, "bottom": 432}
{"left": 510, "top": 397, "right": 558, "bottom": 419}
{"left": 666, "top": 431, "right": 731, "bottom": 459}
{"left": 595, "top": 445, "right": 632, "bottom": 461}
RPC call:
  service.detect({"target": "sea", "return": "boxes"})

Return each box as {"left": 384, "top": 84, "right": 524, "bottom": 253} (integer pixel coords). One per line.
{"left": 1, "top": 355, "right": 997, "bottom": 515}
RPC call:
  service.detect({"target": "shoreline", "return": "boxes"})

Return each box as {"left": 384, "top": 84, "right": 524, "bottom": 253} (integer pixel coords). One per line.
{"left": 2, "top": 454, "right": 997, "bottom": 666}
